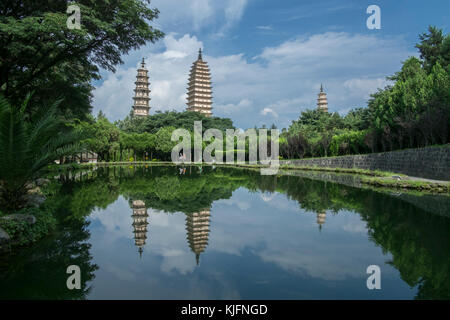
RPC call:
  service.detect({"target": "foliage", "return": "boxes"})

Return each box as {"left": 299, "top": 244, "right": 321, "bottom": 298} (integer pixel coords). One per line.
{"left": 281, "top": 26, "right": 449, "bottom": 159}
{"left": 0, "top": 95, "right": 83, "bottom": 211}
{"left": 416, "top": 26, "right": 450, "bottom": 73}
{"left": 0, "top": 0, "right": 164, "bottom": 120}
{"left": 329, "top": 129, "right": 369, "bottom": 156}
{"left": 280, "top": 109, "right": 368, "bottom": 158}
{"left": 74, "top": 114, "right": 120, "bottom": 161}
{"left": 117, "top": 110, "right": 234, "bottom": 134}
{"left": 154, "top": 126, "right": 177, "bottom": 159}
{"left": 75, "top": 111, "right": 237, "bottom": 162}
{"left": 0, "top": 217, "right": 98, "bottom": 299}
{"left": 368, "top": 57, "right": 449, "bottom": 150}
{"left": 0, "top": 207, "right": 56, "bottom": 246}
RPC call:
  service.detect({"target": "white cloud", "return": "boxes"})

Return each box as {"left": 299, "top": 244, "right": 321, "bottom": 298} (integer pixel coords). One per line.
{"left": 152, "top": 0, "right": 248, "bottom": 33}
{"left": 93, "top": 32, "right": 413, "bottom": 128}
{"left": 261, "top": 107, "right": 278, "bottom": 118}
{"left": 343, "top": 77, "right": 390, "bottom": 100}
{"left": 225, "top": 0, "right": 248, "bottom": 22}
{"left": 93, "top": 33, "right": 203, "bottom": 120}
{"left": 256, "top": 25, "right": 273, "bottom": 31}
{"left": 216, "top": 0, "right": 249, "bottom": 36}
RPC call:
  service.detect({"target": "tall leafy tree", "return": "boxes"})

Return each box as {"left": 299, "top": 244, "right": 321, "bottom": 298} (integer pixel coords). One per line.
{"left": 415, "top": 26, "right": 448, "bottom": 72}
{"left": 0, "top": 0, "right": 164, "bottom": 119}
{"left": 75, "top": 115, "right": 120, "bottom": 162}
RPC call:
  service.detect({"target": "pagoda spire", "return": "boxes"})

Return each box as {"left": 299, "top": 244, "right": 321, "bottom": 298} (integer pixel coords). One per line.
{"left": 132, "top": 58, "right": 151, "bottom": 117}
{"left": 186, "top": 49, "right": 213, "bottom": 117}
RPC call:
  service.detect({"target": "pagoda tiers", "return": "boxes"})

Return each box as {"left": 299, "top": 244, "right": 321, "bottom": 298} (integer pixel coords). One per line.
{"left": 186, "top": 49, "right": 213, "bottom": 117}
{"left": 185, "top": 209, "right": 211, "bottom": 265}
{"left": 131, "top": 200, "right": 149, "bottom": 257}
{"left": 317, "top": 84, "right": 328, "bottom": 112}
{"left": 132, "top": 58, "right": 151, "bottom": 117}
{"left": 316, "top": 211, "right": 326, "bottom": 231}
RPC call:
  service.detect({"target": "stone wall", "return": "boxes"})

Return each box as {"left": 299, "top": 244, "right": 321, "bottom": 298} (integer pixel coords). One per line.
{"left": 280, "top": 145, "right": 450, "bottom": 181}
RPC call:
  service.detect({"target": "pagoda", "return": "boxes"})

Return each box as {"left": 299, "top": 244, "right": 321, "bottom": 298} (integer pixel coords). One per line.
{"left": 186, "top": 49, "right": 213, "bottom": 117}
{"left": 132, "top": 58, "right": 151, "bottom": 117}
{"left": 185, "top": 209, "right": 211, "bottom": 265}
{"left": 317, "top": 84, "right": 328, "bottom": 112}
{"left": 131, "top": 200, "right": 149, "bottom": 257}
{"left": 316, "top": 211, "right": 326, "bottom": 231}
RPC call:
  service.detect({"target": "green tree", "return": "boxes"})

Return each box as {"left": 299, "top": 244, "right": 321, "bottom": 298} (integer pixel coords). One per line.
{"left": 75, "top": 115, "right": 120, "bottom": 162}
{"left": 154, "top": 126, "right": 177, "bottom": 160}
{"left": 0, "top": 0, "right": 164, "bottom": 119}
{"left": 117, "top": 110, "right": 234, "bottom": 134}
{"left": 416, "top": 26, "right": 448, "bottom": 72}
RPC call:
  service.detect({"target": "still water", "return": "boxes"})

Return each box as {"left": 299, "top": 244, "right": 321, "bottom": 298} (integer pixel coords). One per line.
{"left": 1, "top": 166, "right": 449, "bottom": 299}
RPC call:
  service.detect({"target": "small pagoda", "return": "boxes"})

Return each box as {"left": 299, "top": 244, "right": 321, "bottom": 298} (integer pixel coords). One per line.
{"left": 132, "top": 58, "right": 151, "bottom": 117}
{"left": 185, "top": 209, "right": 211, "bottom": 265}
{"left": 131, "top": 200, "right": 149, "bottom": 257}
{"left": 317, "top": 84, "right": 328, "bottom": 112}
{"left": 186, "top": 49, "right": 213, "bottom": 117}
{"left": 316, "top": 211, "right": 326, "bottom": 231}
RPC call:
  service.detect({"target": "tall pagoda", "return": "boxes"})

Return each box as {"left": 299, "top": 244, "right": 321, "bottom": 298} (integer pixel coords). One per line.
{"left": 185, "top": 209, "right": 211, "bottom": 265}
{"left": 132, "top": 58, "right": 151, "bottom": 117}
{"left": 131, "top": 200, "right": 149, "bottom": 257}
{"left": 317, "top": 84, "right": 328, "bottom": 112}
{"left": 186, "top": 49, "right": 213, "bottom": 117}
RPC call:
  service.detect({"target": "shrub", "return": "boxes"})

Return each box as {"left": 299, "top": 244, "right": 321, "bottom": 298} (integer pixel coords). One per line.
{"left": 0, "top": 208, "right": 56, "bottom": 246}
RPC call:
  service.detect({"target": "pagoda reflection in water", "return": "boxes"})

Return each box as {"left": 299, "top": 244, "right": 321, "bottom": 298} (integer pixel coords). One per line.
{"left": 316, "top": 211, "right": 326, "bottom": 231}
{"left": 131, "top": 200, "right": 149, "bottom": 257}
{"left": 185, "top": 209, "right": 211, "bottom": 266}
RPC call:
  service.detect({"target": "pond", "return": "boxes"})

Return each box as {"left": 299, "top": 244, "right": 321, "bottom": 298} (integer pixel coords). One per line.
{"left": 0, "top": 165, "right": 449, "bottom": 299}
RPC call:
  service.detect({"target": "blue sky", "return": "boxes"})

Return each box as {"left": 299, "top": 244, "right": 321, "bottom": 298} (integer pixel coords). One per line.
{"left": 92, "top": 0, "right": 449, "bottom": 129}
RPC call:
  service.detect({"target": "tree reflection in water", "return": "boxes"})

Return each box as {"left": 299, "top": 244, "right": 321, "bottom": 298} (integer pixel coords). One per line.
{"left": 0, "top": 165, "right": 448, "bottom": 299}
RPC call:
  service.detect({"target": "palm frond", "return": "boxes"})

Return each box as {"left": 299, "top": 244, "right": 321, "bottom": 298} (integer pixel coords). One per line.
{"left": 0, "top": 94, "right": 84, "bottom": 210}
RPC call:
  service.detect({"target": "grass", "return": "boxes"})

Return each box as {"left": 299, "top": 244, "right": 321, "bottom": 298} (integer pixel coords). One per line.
{"left": 361, "top": 177, "right": 450, "bottom": 193}
{"left": 278, "top": 165, "right": 404, "bottom": 177}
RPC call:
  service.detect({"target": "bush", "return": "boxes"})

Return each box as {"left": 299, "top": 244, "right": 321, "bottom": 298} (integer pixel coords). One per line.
{"left": 0, "top": 208, "right": 56, "bottom": 246}
{"left": 330, "top": 130, "right": 369, "bottom": 156}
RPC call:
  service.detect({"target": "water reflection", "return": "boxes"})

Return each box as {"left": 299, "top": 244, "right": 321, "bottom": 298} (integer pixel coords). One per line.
{"left": 316, "top": 211, "right": 326, "bottom": 231}
{"left": 0, "top": 165, "right": 449, "bottom": 299}
{"left": 186, "top": 209, "right": 211, "bottom": 266}
{"left": 131, "top": 200, "right": 149, "bottom": 258}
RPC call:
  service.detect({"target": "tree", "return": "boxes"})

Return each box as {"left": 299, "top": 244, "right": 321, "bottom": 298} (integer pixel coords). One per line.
{"left": 154, "top": 126, "right": 177, "bottom": 160}
{"left": 117, "top": 110, "right": 235, "bottom": 134}
{"left": 0, "top": 0, "right": 164, "bottom": 119}
{"left": 75, "top": 116, "right": 120, "bottom": 162}
{"left": 0, "top": 95, "right": 83, "bottom": 211}
{"left": 368, "top": 56, "right": 449, "bottom": 150}
{"left": 416, "top": 26, "right": 446, "bottom": 72}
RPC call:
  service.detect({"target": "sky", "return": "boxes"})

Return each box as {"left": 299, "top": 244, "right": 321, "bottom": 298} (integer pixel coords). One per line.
{"left": 92, "top": 0, "right": 450, "bottom": 129}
